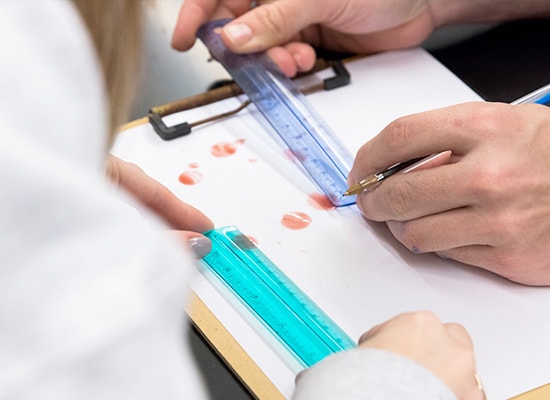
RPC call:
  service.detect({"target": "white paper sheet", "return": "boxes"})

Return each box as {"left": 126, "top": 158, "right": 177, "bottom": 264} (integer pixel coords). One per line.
{"left": 112, "top": 48, "right": 550, "bottom": 399}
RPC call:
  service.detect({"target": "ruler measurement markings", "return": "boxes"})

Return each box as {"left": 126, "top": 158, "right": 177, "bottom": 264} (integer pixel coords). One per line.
{"left": 205, "top": 247, "right": 338, "bottom": 366}
{"left": 224, "top": 228, "right": 347, "bottom": 352}
{"left": 197, "top": 19, "right": 356, "bottom": 207}
{"left": 201, "top": 226, "right": 356, "bottom": 368}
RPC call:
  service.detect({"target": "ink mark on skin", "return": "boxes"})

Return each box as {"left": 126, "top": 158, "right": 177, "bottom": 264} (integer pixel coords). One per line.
{"left": 281, "top": 211, "right": 312, "bottom": 230}
{"left": 411, "top": 245, "right": 421, "bottom": 254}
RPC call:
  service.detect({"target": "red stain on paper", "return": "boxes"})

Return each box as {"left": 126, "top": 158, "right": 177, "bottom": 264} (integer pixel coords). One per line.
{"left": 210, "top": 142, "right": 237, "bottom": 157}
{"left": 308, "top": 193, "right": 335, "bottom": 210}
{"left": 210, "top": 139, "right": 245, "bottom": 157}
{"left": 281, "top": 211, "right": 312, "bottom": 230}
{"left": 178, "top": 170, "right": 203, "bottom": 185}
{"left": 284, "top": 148, "right": 306, "bottom": 162}
{"left": 247, "top": 236, "right": 259, "bottom": 246}
{"left": 188, "top": 162, "right": 200, "bottom": 169}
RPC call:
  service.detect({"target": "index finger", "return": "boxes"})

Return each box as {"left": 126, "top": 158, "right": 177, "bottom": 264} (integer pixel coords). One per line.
{"left": 348, "top": 102, "right": 485, "bottom": 187}
{"left": 172, "top": 0, "right": 250, "bottom": 51}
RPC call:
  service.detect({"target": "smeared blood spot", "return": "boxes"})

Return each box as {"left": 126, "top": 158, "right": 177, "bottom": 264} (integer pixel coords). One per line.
{"left": 284, "top": 149, "right": 296, "bottom": 161}
{"left": 210, "top": 139, "right": 245, "bottom": 157}
{"left": 210, "top": 142, "right": 237, "bottom": 157}
{"left": 247, "top": 236, "right": 259, "bottom": 245}
{"left": 178, "top": 170, "right": 203, "bottom": 185}
{"left": 284, "top": 148, "right": 306, "bottom": 162}
{"left": 281, "top": 211, "right": 312, "bottom": 230}
{"left": 308, "top": 193, "right": 335, "bottom": 210}
{"left": 188, "top": 162, "right": 200, "bottom": 168}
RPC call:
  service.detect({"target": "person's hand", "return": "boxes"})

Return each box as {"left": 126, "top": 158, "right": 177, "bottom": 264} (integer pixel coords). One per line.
{"left": 106, "top": 155, "right": 214, "bottom": 257}
{"left": 358, "top": 311, "right": 483, "bottom": 400}
{"left": 172, "top": 0, "right": 438, "bottom": 77}
{"left": 348, "top": 102, "right": 550, "bottom": 286}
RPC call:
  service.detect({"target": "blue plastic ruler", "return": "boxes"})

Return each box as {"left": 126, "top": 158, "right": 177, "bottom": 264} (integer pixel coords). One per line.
{"left": 200, "top": 226, "right": 356, "bottom": 368}
{"left": 197, "top": 19, "right": 356, "bottom": 207}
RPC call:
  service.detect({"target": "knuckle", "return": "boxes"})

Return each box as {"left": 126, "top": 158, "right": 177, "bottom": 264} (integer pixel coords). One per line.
{"left": 383, "top": 116, "right": 415, "bottom": 152}
{"left": 381, "top": 182, "right": 414, "bottom": 219}
{"left": 467, "top": 166, "right": 507, "bottom": 201}
{"left": 468, "top": 102, "right": 524, "bottom": 139}
{"left": 255, "top": 3, "right": 289, "bottom": 40}
{"left": 469, "top": 103, "right": 502, "bottom": 130}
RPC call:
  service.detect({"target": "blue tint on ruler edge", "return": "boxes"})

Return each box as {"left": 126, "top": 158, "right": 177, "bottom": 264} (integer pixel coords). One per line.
{"left": 197, "top": 19, "right": 356, "bottom": 207}
{"left": 201, "top": 226, "right": 356, "bottom": 368}
{"left": 535, "top": 93, "right": 550, "bottom": 105}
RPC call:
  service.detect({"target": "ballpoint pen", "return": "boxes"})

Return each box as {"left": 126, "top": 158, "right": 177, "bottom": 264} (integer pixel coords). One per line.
{"left": 343, "top": 157, "right": 424, "bottom": 196}
{"left": 511, "top": 83, "right": 550, "bottom": 105}
{"left": 343, "top": 151, "right": 452, "bottom": 196}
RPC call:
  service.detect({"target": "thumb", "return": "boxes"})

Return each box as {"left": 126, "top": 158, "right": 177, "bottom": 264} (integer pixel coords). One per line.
{"left": 221, "top": 0, "right": 319, "bottom": 53}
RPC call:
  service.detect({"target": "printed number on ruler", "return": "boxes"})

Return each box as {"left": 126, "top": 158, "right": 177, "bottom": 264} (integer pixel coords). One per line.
{"left": 197, "top": 19, "right": 356, "bottom": 207}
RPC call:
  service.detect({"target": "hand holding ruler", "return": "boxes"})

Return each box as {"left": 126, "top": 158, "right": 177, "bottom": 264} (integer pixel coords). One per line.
{"left": 197, "top": 19, "right": 356, "bottom": 207}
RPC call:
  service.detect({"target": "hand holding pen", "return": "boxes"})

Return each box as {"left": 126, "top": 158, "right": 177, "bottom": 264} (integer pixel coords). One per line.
{"left": 346, "top": 85, "right": 550, "bottom": 285}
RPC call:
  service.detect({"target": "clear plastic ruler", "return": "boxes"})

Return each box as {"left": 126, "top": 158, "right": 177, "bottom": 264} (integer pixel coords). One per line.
{"left": 200, "top": 226, "right": 356, "bottom": 368}
{"left": 197, "top": 19, "right": 356, "bottom": 207}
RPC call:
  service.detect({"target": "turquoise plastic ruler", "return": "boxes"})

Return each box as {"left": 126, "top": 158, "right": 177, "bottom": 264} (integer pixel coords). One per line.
{"left": 200, "top": 226, "right": 356, "bottom": 368}
{"left": 197, "top": 19, "right": 356, "bottom": 207}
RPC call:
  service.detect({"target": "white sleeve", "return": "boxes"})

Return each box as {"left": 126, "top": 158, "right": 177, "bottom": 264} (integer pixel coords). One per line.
{"left": 0, "top": 2, "right": 209, "bottom": 399}
{"left": 292, "top": 348, "right": 457, "bottom": 400}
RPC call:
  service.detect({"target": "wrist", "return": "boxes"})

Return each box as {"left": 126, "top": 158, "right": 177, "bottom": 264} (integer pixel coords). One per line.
{"left": 428, "top": 0, "right": 550, "bottom": 27}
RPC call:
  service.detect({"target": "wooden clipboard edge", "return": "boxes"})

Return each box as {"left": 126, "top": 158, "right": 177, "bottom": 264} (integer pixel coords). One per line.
{"left": 509, "top": 383, "right": 550, "bottom": 400}
{"left": 187, "top": 290, "right": 285, "bottom": 400}
{"left": 186, "top": 283, "right": 550, "bottom": 400}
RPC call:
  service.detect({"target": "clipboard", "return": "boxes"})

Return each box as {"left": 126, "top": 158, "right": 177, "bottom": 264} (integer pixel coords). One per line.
{"left": 114, "top": 49, "right": 550, "bottom": 400}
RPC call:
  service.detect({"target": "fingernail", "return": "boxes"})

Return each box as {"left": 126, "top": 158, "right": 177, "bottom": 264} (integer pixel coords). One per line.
{"left": 189, "top": 236, "right": 212, "bottom": 259}
{"left": 224, "top": 23, "right": 252, "bottom": 46}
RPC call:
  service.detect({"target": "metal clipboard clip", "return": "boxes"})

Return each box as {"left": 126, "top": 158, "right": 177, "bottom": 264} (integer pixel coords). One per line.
{"left": 147, "top": 59, "right": 351, "bottom": 141}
